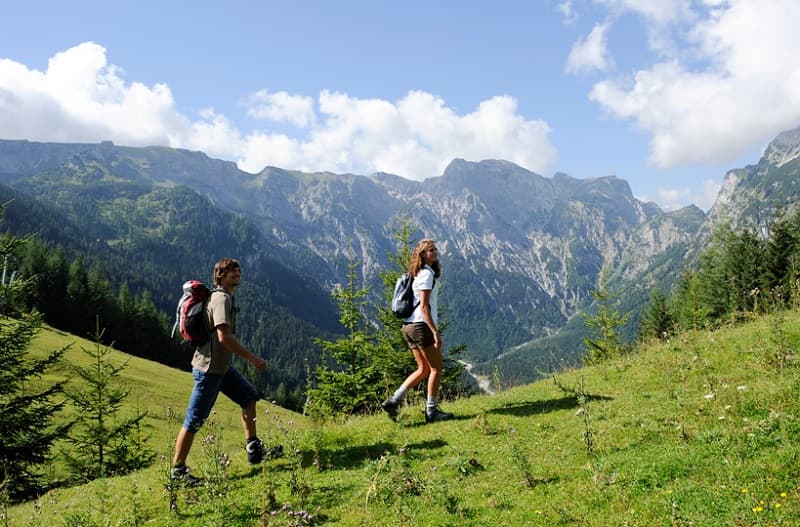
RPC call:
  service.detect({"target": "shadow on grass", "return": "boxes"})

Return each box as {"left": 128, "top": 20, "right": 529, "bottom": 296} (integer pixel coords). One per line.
{"left": 488, "top": 394, "right": 613, "bottom": 417}
{"left": 400, "top": 412, "right": 478, "bottom": 428}
{"left": 234, "top": 438, "right": 449, "bottom": 474}
{"left": 311, "top": 438, "right": 448, "bottom": 469}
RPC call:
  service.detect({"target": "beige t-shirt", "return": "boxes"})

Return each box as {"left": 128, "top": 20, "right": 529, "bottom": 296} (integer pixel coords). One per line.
{"left": 191, "top": 289, "right": 235, "bottom": 375}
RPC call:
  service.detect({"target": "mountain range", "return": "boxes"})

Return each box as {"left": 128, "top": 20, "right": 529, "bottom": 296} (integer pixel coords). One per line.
{"left": 3, "top": 124, "right": 799, "bottom": 389}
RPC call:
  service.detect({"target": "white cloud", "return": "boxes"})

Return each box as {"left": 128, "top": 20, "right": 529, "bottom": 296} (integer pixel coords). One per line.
{"left": 238, "top": 90, "right": 557, "bottom": 178}
{"left": 247, "top": 90, "right": 316, "bottom": 128}
{"left": 566, "top": 22, "right": 611, "bottom": 74}
{"left": 557, "top": 1, "right": 579, "bottom": 24}
{"left": 595, "top": 0, "right": 694, "bottom": 26}
{"left": 652, "top": 178, "right": 720, "bottom": 211}
{"left": 0, "top": 42, "right": 557, "bottom": 180}
{"left": 0, "top": 42, "right": 183, "bottom": 145}
{"left": 589, "top": 0, "right": 800, "bottom": 169}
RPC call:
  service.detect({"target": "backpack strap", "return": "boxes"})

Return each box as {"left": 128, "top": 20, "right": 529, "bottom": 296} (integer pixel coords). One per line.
{"left": 208, "top": 287, "right": 235, "bottom": 334}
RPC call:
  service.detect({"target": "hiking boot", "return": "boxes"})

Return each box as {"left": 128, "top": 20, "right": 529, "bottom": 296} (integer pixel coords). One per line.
{"left": 171, "top": 465, "right": 203, "bottom": 487}
{"left": 246, "top": 438, "right": 265, "bottom": 464}
{"left": 424, "top": 406, "right": 454, "bottom": 424}
{"left": 381, "top": 399, "right": 399, "bottom": 421}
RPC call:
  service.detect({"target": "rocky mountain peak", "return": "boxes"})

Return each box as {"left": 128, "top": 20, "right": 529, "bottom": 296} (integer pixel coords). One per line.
{"left": 764, "top": 125, "right": 800, "bottom": 167}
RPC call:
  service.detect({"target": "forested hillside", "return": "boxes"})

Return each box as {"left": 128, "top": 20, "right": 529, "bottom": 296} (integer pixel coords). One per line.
{"left": 0, "top": 181, "right": 341, "bottom": 408}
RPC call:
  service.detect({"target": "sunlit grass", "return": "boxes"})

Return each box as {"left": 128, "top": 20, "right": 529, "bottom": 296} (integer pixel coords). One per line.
{"left": 8, "top": 312, "right": 800, "bottom": 526}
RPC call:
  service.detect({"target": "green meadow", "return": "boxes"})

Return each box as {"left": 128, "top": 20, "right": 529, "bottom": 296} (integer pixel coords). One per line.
{"left": 8, "top": 311, "right": 800, "bottom": 526}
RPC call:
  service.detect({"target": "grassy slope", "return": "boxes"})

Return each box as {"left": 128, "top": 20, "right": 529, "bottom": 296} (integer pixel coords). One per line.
{"left": 9, "top": 312, "right": 800, "bottom": 526}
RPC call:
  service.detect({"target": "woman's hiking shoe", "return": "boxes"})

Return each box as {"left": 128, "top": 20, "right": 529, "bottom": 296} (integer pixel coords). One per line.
{"left": 246, "top": 439, "right": 284, "bottom": 464}
{"left": 424, "top": 406, "right": 453, "bottom": 423}
{"left": 381, "top": 399, "right": 399, "bottom": 421}
{"left": 265, "top": 444, "right": 284, "bottom": 460}
{"left": 171, "top": 465, "right": 203, "bottom": 487}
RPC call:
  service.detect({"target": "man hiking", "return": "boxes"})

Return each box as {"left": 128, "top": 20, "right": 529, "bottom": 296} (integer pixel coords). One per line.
{"left": 171, "top": 258, "right": 278, "bottom": 485}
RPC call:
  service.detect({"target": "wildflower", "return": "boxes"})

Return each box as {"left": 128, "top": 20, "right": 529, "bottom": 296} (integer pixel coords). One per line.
{"left": 775, "top": 502, "right": 781, "bottom": 509}
{"left": 781, "top": 492, "right": 787, "bottom": 497}
{"left": 741, "top": 488, "right": 748, "bottom": 494}
{"left": 704, "top": 393, "right": 714, "bottom": 400}
{"left": 752, "top": 506, "right": 763, "bottom": 513}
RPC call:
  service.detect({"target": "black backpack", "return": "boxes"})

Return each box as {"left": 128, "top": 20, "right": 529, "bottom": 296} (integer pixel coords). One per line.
{"left": 390, "top": 273, "right": 436, "bottom": 319}
{"left": 390, "top": 273, "right": 416, "bottom": 318}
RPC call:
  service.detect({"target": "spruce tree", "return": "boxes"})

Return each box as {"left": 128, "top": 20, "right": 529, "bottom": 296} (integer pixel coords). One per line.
{"left": 724, "top": 227, "right": 763, "bottom": 315}
{"left": 638, "top": 288, "right": 675, "bottom": 341}
{"left": 0, "top": 207, "right": 71, "bottom": 501}
{"left": 582, "top": 268, "right": 630, "bottom": 364}
{"left": 762, "top": 212, "right": 798, "bottom": 308}
{"left": 306, "top": 253, "right": 381, "bottom": 416}
{"left": 62, "top": 319, "right": 154, "bottom": 481}
{"left": 372, "top": 218, "right": 419, "bottom": 394}
{"left": 674, "top": 268, "right": 716, "bottom": 331}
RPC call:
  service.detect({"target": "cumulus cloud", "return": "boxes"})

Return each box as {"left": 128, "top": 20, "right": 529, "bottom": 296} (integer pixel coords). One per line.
{"left": 0, "top": 42, "right": 184, "bottom": 145}
{"left": 589, "top": 0, "right": 800, "bottom": 169}
{"left": 247, "top": 90, "right": 316, "bottom": 128}
{"left": 651, "top": 178, "right": 720, "bottom": 211}
{"left": 0, "top": 42, "right": 556, "bottom": 180}
{"left": 566, "top": 21, "right": 611, "bottom": 74}
{"left": 238, "top": 90, "right": 556, "bottom": 178}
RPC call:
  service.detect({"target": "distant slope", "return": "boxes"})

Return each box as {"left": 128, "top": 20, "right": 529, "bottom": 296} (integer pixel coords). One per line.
{"left": 9, "top": 127, "right": 800, "bottom": 390}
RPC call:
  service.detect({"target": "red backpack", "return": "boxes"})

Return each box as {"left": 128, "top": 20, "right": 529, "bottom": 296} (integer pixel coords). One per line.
{"left": 171, "top": 280, "right": 216, "bottom": 347}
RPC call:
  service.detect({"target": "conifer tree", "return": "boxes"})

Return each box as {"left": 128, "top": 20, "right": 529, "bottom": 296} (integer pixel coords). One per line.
{"left": 0, "top": 205, "right": 71, "bottom": 501}
{"left": 582, "top": 268, "right": 630, "bottom": 364}
{"left": 62, "top": 319, "right": 154, "bottom": 481}
{"left": 372, "top": 218, "right": 419, "bottom": 393}
{"left": 692, "top": 227, "right": 732, "bottom": 323}
{"left": 762, "top": 212, "right": 798, "bottom": 308}
{"left": 724, "top": 227, "right": 763, "bottom": 314}
{"left": 671, "top": 270, "right": 710, "bottom": 331}
{"left": 306, "top": 253, "right": 381, "bottom": 416}
{"left": 638, "top": 288, "right": 675, "bottom": 341}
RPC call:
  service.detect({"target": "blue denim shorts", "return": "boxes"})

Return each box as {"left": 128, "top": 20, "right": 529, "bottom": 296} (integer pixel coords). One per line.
{"left": 182, "top": 367, "right": 261, "bottom": 433}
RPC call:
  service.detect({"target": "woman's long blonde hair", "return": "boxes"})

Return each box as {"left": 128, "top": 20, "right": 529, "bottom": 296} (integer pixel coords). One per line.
{"left": 408, "top": 239, "right": 441, "bottom": 278}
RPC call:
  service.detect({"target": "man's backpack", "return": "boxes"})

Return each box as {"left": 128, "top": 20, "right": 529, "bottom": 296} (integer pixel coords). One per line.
{"left": 171, "top": 280, "right": 216, "bottom": 347}
{"left": 390, "top": 273, "right": 417, "bottom": 318}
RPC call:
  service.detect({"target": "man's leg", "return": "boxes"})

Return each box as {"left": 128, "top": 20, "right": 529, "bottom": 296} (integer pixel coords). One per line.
{"left": 173, "top": 426, "right": 195, "bottom": 467}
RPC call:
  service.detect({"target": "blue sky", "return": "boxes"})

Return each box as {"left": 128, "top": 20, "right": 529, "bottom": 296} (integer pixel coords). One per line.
{"left": 2, "top": 0, "right": 799, "bottom": 211}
